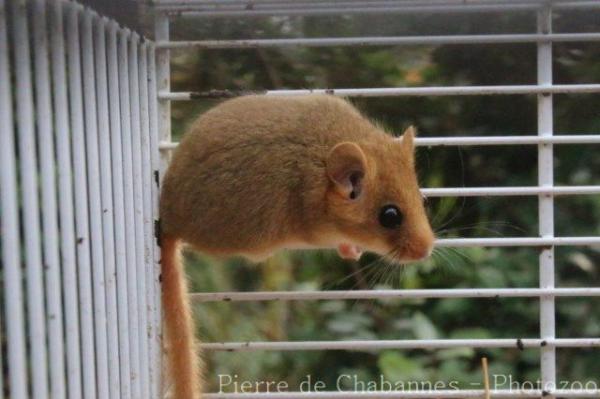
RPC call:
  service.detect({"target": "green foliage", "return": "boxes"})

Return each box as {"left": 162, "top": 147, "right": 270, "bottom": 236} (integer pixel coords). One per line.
{"left": 169, "top": 10, "right": 600, "bottom": 392}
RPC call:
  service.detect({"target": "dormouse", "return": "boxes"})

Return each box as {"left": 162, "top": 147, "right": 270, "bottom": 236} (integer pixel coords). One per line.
{"left": 160, "top": 95, "right": 435, "bottom": 398}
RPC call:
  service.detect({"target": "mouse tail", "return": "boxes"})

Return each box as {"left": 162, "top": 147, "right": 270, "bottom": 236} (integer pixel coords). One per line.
{"left": 161, "top": 235, "right": 202, "bottom": 399}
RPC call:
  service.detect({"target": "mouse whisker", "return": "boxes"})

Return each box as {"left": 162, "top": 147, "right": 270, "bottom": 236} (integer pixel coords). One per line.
{"left": 432, "top": 247, "right": 457, "bottom": 273}
{"left": 328, "top": 259, "right": 379, "bottom": 289}
{"left": 445, "top": 246, "right": 474, "bottom": 265}
{"left": 436, "top": 220, "right": 525, "bottom": 237}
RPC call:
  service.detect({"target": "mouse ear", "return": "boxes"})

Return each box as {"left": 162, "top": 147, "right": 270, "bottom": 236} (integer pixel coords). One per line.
{"left": 401, "top": 125, "right": 416, "bottom": 149}
{"left": 326, "top": 142, "right": 367, "bottom": 200}
{"left": 401, "top": 125, "right": 417, "bottom": 163}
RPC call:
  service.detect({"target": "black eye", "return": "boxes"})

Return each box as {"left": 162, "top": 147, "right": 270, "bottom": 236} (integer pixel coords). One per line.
{"left": 378, "top": 205, "right": 403, "bottom": 229}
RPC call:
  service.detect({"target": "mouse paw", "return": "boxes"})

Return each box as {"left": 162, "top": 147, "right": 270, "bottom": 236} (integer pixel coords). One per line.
{"left": 337, "top": 243, "right": 363, "bottom": 260}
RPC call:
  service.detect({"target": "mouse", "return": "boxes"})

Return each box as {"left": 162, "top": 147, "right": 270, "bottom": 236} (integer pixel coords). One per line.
{"left": 159, "top": 94, "right": 435, "bottom": 399}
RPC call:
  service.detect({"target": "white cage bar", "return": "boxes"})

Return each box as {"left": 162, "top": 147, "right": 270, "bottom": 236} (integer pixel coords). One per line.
{"left": 536, "top": 5, "right": 556, "bottom": 397}
{"left": 1, "top": 0, "right": 29, "bottom": 397}
{"left": 94, "top": 14, "right": 121, "bottom": 399}
{"left": 1, "top": 0, "right": 599, "bottom": 398}
{"left": 1, "top": 1, "right": 161, "bottom": 398}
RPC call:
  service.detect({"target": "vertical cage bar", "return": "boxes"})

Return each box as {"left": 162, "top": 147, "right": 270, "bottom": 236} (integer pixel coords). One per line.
{"left": 67, "top": 4, "right": 98, "bottom": 398}
{"left": 51, "top": 2, "right": 83, "bottom": 397}
{"left": 129, "top": 32, "right": 151, "bottom": 398}
{"left": 82, "top": 9, "right": 109, "bottom": 399}
{"left": 95, "top": 15, "right": 121, "bottom": 399}
{"left": 155, "top": 12, "right": 171, "bottom": 174}
{"left": 154, "top": 12, "right": 170, "bottom": 398}
{"left": 107, "top": 21, "right": 131, "bottom": 399}
{"left": 11, "top": 0, "right": 50, "bottom": 397}
{"left": 0, "top": 0, "right": 29, "bottom": 397}
{"left": 138, "top": 41, "right": 156, "bottom": 398}
{"left": 0, "top": 313, "right": 3, "bottom": 397}
{"left": 118, "top": 28, "right": 142, "bottom": 399}
{"left": 537, "top": 5, "right": 556, "bottom": 396}
{"left": 147, "top": 43, "right": 164, "bottom": 398}
{"left": 33, "top": 0, "right": 67, "bottom": 397}
{"left": 0, "top": 314, "right": 3, "bottom": 397}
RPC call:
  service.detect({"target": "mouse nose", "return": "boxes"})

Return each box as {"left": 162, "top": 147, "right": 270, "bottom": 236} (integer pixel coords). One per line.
{"left": 404, "top": 231, "right": 435, "bottom": 261}
{"left": 409, "top": 243, "right": 433, "bottom": 261}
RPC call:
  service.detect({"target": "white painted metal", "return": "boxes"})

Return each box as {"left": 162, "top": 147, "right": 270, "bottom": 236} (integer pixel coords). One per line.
{"left": 2, "top": 1, "right": 163, "bottom": 397}
{"left": 420, "top": 186, "right": 600, "bottom": 197}
{"left": 0, "top": 314, "right": 3, "bottom": 399}
{"left": 155, "top": 12, "right": 172, "bottom": 174}
{"left": 191, "top": 287, "right": 600, "bottom": 302}
{"left": 435, "top": 237, "right": 600, "bottom": 247}
{"left": 154, "top": 0, "right": 596, "bottom": 5}
{"left": 50, "top": 2, "right": 83, "bottom": 397}
{"left": 163, "top": 4, "right": 540, "bottom": 17}
{"left": 67, "top": 4, "right": 98, "bottom": 397}
{"left": 82, "top": 10, "right": 110, "bottom": 399}
{"left": 118, "top": 28, "right": 143, "bottom": 399}
{"left": 537, "top": 6, "right": 556, "bottom": 397}
{"left": 147, "top": 43, "right": 164, "bottom": 399}
{"left": 154, "top": 0, "right": 599, "bottom": 6}
{"left": 0, "top": 0, "right": 29, "bottom": 397}
{"left": 32, "top": 0, "right": 67, "bottom": 397}
{"left": 139, "top": 41, "right": 155, "bottom": 399}
{"left": 158, "top": 32, "right": 600, "bottom": 49}
{"left": 161, "top": 1, "right": 600, "bottom": 17}
{"left": 129, "top": 32, "right": 151, "bottom": 399}
{"left": 12, "top": 0, "right": 49, "bottom": 397}
{"left": 201, "top": 390, "right": 600, "bottom": 399}
{"left": 219, "top": 391, "right": 600, "bottom": 399}
{"left": 118, "top": 30, "right": 141, "bottom": 398}
{"left": 107, "top": 20, "right": 131, "bottom": 399}
{"left": 153, "top": 13, "right": 172, "bottom": 397}
{"left": 413, "top": 135, "right": 600, "bottom": 146}
{"left": 201, "top": 338, "right": 600, "bottom": 351}
{"left": 161, "top": 134, "right": 600, "bottom": 150}
{"left": 94, "top": 15, "right": 121, "bottom": 399}
{"left": 161, "top": 84, "right": 600, "bottom": 100}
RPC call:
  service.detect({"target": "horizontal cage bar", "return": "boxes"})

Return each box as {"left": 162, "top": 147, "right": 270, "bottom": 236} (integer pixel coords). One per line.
{"left": 159, "top": 84, "right": 600, "bottom": 100}
{"left": 160, "top": 135, "right": 600, "bottom": 150}
{"left": 202, "top": 390, "right": 600, "bottom": 399}
{"left": 435, "top": 237, "right": 600, "bottom": 247}
{"left": 200, "top": 338, "right": 600, "bottom": 351}
{"left": 420, "top": 186, "right": 600, "bottom": 197}
{"left": 157, "top": 33, "right": 600, "bottom": 49}
{"left": 153, "top": 0, "right": 598, "bottom": 6}
{"left": 414, "top": 135, "right": 600, "bottom": 146}
{"left": 156, "top": 1, "right": 600, "bottom": 17}
{"left": 190, "top": 288, "right": 600, "bottom": 303}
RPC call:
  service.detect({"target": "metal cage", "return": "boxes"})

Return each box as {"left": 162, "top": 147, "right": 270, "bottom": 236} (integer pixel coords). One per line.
{"left": 1, "top": 0, "right": 600, "bottom": 398}
{"left": 153, "top": 1, "right": 600, "bottom": 398}
{"left": 1, "top": 1, "right": 161, "bottom": 398}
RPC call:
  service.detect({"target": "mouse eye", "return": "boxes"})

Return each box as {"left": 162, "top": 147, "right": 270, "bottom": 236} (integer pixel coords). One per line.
{"left": 378, "top": 205, "right": 403, "bottom": 229}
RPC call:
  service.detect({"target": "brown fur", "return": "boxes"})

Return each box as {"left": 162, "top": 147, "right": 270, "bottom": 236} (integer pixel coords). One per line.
{"left": 160, "top": 95, "right": 434, "bottom": 398}
{"left": 160, "top": 236, "right": 202, "bottom": 399}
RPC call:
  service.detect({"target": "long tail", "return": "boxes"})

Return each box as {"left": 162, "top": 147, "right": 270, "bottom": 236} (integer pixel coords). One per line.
{"left": 161, "top": 235, "right": 202, "bottom": 399}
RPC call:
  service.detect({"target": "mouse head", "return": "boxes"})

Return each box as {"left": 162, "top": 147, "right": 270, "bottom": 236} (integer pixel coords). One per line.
{"left": 324, "top": 126, "right": 435, "bottom": 263}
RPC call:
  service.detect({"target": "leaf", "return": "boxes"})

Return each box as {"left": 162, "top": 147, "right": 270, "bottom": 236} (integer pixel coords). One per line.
{"left": 450, "top": 328, "right": 492, "bottom": 340}
{"left": 436, "top": 347, "right": 475, "bottom": 360}
{"left": 411, "top": 312, "right": 438, "bottom": 340}
{"left": 378, "top": 351, "right": 426, "bottom": 381}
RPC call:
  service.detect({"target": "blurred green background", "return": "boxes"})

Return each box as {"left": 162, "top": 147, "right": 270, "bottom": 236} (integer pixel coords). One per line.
{"left": 166, "top": 9, "right": 600, "bottom": 393}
